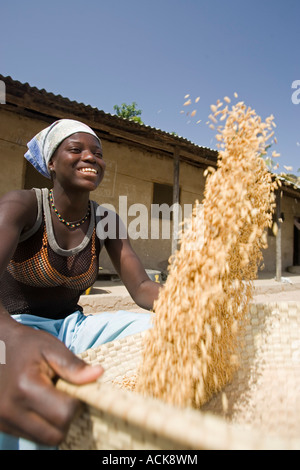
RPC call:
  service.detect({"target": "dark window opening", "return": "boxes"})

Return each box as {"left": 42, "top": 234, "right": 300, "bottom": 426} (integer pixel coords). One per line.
{"left": 152, "top": 183, "right": 180, "bottom": 220}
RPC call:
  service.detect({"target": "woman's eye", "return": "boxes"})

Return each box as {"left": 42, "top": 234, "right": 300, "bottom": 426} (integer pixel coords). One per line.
{"left": 93, "top": 150, "right": 103, "bottom": 159}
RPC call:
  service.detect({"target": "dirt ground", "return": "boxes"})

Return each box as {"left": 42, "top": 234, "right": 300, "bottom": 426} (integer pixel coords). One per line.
{"left": 252, "top": 288, "right": 300, "bottom": 303}
{"left": 86, "top": 273, "right": 300, "bottom": 312}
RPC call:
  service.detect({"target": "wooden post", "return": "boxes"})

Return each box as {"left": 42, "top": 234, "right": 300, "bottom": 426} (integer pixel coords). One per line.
{"left": 275, "top": 189, "right": 282, "bottom": 282}
{"left": 172, "top": 146, "right": 180, "bottom": 254}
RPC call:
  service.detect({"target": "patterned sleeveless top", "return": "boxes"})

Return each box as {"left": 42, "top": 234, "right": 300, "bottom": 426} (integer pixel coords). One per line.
{"left": 0, "top": 188, "right": 102, "bottom": 319}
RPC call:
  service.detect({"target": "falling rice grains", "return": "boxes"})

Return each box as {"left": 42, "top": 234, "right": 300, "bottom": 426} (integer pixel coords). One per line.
{"left": 134, "top": 99, "right": 279, "bottom": 410}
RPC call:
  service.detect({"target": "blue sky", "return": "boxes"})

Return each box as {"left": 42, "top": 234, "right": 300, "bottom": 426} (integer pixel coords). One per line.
{"left": 1, "top": 0, "right": 299, "bottom": 174}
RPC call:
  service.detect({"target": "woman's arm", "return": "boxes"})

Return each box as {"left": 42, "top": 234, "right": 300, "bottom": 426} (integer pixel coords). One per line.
{"left": 0, "top": 191, "right": 103, "bottom": 445}
{"left": 103, "top": 212, "right": 162, "bottom": 311}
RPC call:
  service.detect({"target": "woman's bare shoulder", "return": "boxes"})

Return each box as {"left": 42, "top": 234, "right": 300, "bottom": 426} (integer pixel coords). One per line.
{"left": 0, "top": 188, "right": 37, "bottom": 209}
{"left": 0, "top": 189, "right": 38, "bottom": 227}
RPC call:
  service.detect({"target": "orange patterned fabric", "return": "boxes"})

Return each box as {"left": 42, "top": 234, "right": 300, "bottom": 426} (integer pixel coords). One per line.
{"left": 7, "top": 221, "right": 98, "bottom": 290}
{"left": 0, "top": 189, "right": 101, "bottom": 318}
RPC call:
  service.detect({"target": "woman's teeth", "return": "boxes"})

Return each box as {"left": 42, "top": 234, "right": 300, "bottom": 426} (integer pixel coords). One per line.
{"left": 79, "top": 168, "right": 98, "bottom": 174}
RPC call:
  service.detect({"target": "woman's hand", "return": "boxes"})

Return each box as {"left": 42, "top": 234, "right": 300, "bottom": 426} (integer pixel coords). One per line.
{"left": 0, "top": 316, "right": 103, "bottom": 446}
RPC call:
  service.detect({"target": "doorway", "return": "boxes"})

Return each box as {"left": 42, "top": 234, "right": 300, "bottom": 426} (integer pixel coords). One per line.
{"left": 293, "top": 217, "right": 300, "bottom": 265}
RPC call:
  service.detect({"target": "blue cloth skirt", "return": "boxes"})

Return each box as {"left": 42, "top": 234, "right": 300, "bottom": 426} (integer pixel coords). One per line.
{"left": 0, "top": 310, "right": 152, "bottom": 450}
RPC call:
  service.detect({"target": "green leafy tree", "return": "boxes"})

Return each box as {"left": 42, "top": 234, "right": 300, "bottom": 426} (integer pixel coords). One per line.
{"left": 113, "top": 102, "right": 143, "bottom": 124}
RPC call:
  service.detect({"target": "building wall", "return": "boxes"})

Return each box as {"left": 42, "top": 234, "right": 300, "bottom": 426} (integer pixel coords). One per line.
{"left": 262, "top": 194, "right": 300, "bottom": 273}
{"left": 0, "top": 108, "right": 54, "bottom": 195}
{"left": 281, "top": 194, "right": 300, "bottom": 271}
{"left": 1, "top": 106, "right": 299, "bottom": 275}
{"left": 0, "top": 109, "right": 29, "bottom": 195}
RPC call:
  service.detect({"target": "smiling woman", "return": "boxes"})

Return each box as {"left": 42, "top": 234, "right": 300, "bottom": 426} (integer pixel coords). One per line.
{"left": 0, "top": 119, "right": 161, "bottom": 450}
{"left": 48, "top": 132, "right": 106, "bottom": 194}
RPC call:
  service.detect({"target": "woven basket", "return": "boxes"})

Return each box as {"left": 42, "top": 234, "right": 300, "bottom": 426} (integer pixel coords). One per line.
{"left": 57, "top": 301, "right": 300, "bottom": 450}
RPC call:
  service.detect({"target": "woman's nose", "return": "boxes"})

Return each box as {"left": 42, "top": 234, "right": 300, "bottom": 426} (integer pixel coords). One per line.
{"left": 82, "top": 149, "right": 106, "bottom": 171}
{"left": 82, "top": 151, "right": 96, "bottom": 161}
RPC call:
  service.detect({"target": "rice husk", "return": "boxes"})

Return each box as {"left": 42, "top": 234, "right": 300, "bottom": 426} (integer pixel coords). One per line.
{"left": 134, "top": 99, "right": 278, "bottom": 409}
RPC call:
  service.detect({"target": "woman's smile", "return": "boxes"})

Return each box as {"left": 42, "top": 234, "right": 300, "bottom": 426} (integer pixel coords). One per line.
{"left": 77, "top": 167, "right": 98, "bottom": 175}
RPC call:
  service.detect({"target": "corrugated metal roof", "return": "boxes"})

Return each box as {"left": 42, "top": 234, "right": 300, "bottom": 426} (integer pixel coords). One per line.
{"left": 277, "top": 174, "right": 300, "bottom": 192}
{"left": 0, "top": 74, "right": 217, "bottom": 155}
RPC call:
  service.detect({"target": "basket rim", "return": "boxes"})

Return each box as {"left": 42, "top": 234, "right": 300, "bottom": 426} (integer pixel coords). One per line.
{"left": 57, "top": 377, "right": 300, "bottom": 450}
{"left": 57, "top": 301, "right": 300, "bottom": 450}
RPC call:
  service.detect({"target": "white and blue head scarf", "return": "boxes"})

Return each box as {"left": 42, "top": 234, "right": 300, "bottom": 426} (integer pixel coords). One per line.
{"left": 24, "top": 119, "right": 101, "bottom": 179}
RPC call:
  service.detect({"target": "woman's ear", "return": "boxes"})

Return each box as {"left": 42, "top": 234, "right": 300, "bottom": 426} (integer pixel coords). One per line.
{"left": 48, "top": 157, "right": 54, "bottom": 171}
{"left": 48, "top": 158, "right": 55, "bottom": 180}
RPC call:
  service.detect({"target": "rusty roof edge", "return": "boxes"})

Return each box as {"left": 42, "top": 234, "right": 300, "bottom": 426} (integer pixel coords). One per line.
{"left": 0, "top": 74, "right": 217, "bottom": 162}
{"left": 275, "top": 174, "right": 300, "bottom": 198}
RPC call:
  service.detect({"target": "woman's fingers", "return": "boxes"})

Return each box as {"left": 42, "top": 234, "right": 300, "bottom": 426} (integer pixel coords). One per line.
{"left": 43, "top": 340, "right": 104, "bottom": 384}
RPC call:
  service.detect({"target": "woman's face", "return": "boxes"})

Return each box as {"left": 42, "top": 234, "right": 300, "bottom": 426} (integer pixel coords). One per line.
{"left": 48, "top": 132, "right": 106, "bottom": 191}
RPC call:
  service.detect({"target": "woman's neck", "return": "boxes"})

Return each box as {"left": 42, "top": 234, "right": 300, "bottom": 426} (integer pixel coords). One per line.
{"left": 50, "top": 186, "right": 90, "bottom": 222}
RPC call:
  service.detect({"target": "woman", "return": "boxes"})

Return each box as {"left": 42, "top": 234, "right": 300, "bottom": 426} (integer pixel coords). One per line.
{"left": 0, "top": 119, "right": 161, "bottom": 449}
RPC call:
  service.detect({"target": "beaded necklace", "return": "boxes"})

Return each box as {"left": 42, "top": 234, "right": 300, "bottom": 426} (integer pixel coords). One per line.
{"left": 49, "top": 189, "right": 91, "bottom": 228}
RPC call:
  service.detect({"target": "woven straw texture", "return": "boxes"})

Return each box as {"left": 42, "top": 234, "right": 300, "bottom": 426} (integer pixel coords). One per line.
{"left": 57, "top": 301, "right": 300, "bottom": 450}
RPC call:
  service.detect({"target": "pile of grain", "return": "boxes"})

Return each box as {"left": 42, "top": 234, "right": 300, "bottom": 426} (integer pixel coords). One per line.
{"left": 134, "top": 98, "right": 279, "bottom": 408}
